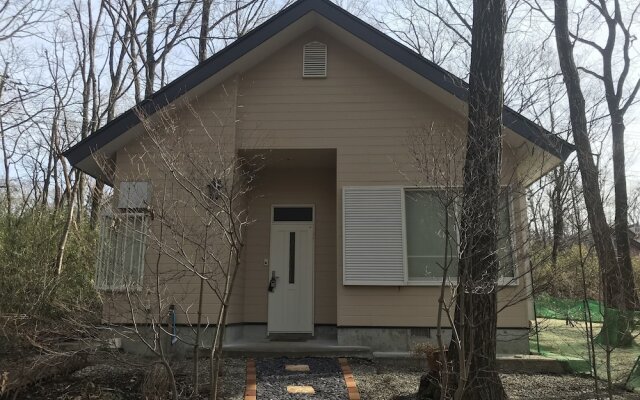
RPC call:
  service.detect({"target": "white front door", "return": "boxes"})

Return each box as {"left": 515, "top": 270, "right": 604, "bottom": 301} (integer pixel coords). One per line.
{"left": 267, "top": 208, "right": 314, "bottom": 334}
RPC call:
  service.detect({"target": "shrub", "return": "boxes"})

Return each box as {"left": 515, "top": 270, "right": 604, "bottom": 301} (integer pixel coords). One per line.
{"left": 532, "top": 243, "right": 640, "bottom": 302}
{"left": 0, "top": 206, "right": 100, "bottom": 320}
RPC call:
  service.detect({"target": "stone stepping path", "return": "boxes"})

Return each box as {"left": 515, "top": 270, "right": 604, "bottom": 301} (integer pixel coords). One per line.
{"left": 244, "top": 357, "right": 360, "bottom": 400}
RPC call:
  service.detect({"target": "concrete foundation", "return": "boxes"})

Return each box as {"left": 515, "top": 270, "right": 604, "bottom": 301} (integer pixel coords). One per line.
{"left": 110, "top": 324, "right": 530, "bottom": 357}
{"left": 337, "top": 327, "right": 530, "bottom": 355}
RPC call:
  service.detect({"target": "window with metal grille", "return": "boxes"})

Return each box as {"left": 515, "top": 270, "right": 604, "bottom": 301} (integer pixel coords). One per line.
{"left": 95, "top": 211, "right": 149, "bottom": 291}
{"left": 303, "top": 41, "right": 327, "bottom": 78}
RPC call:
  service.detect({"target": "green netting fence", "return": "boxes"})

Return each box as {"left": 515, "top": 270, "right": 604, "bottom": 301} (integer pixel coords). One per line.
{"left": 533, "top": 294, "right": 640, "bottom": 392}
{"left": 535, "top": 294, "right": 605, "bottom": 322}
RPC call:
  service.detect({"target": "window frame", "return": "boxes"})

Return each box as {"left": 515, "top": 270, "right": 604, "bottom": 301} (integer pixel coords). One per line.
{"left": 496, "top": 188, "right": 519, "bottom": 286}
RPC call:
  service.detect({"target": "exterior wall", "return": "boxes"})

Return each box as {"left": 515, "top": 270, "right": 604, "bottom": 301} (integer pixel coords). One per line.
{"left": 104, "top": 80, "right": 243, "bottom": 326}
{"left": 107, "top": 27, "right": 535, "bottom": 334}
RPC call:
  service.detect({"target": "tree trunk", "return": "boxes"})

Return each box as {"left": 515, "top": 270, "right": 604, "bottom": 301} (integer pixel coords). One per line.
{"left": 600, "top": 0, "right": 638, "bottom": 341}
{"left": 553, "top": 0, "right": 632, "bottom": 347}
{"left": 551, "top": 165, "right": 565, "bottom": 267}
{"left": 193, "top": 276, "right": 205, "bottom": 396}
{"left": 144, "top": 0, "right": 158, "bottom": 98}
{"left": 0, "top": 64, "right": 11, "bottom": 222}
{"left": 419, "top": 0, "right": 509, "bottom": 399}
{"left": 199, "top": 0, "right": 212, "bottom": 63}
{"left": 451, "top": 0, "right": 508, "bottom": 395}
{"left": 611, "top": 115, "right": 634, "bottom": 311}
{"left": 607, "top": 111, "right": 636, "bottom": 346}
{"left": 54, "top": 183, "right": 78, "bottom": 275}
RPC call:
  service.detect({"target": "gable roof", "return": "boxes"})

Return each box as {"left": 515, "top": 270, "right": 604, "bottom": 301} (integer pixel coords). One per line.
{"left": 63, "top": 0, "right": 574, "bottom": 173}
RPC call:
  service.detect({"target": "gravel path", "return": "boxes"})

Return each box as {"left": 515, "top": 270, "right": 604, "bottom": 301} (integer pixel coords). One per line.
{"left": 350, "top": 359, "right": 640, "bottom": 400}
{"left": 256, "top": 357, "right": 349, "bottom": 400}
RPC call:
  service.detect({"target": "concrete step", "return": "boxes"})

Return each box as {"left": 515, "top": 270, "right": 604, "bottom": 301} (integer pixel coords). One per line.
{"left": 371, "top": 352, "right": 589, "bottom": 375}
{"left": 510, "top": 353, "right": 591, "bottom": 374}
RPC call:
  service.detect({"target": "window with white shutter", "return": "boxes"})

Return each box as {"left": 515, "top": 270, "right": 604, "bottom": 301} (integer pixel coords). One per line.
{"left": 303, "top": 41, "right": 327, "bottom": 78}
{"left": 343, "top": 187, "right": 406, "bottom": 285}
{"left": 342, "top": 186, "right": 517, "bottom": 286}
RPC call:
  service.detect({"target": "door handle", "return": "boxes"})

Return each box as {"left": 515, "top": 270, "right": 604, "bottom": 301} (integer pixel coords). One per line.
{"left": 268, "top": 271, "right": 278, "bottom": 292}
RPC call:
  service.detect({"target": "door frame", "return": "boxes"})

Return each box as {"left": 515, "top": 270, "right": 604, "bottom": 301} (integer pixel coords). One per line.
{"left": 268, "top": 204, "right": 315, "bottom": 335}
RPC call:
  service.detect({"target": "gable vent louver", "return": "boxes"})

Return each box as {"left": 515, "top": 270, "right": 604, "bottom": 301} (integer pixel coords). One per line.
{"left": 303, "top": 41, "right": 327, "bottom": 78}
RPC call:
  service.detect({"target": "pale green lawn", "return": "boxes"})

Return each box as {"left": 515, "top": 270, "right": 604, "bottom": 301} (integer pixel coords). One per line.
{"left": 531, "top": 318, "right": 640, "bottom": 384}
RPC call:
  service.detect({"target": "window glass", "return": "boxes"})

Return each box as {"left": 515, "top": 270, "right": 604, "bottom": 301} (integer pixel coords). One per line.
{"left": 273, "top": 207, "right": 313, "bottom": 222}
{"left": 405, "top": 190, "right": 458, "bottom": 281}
{"left": 404, "top": 190, "right": 515, "bottom": 282}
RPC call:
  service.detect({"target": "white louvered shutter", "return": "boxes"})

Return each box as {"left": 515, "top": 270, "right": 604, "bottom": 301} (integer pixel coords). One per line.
{"left": 343, "top": 187, "right": 406, "bottom": 285}
{"left": 303, "top": 41, "right": 327, "bottom": 78}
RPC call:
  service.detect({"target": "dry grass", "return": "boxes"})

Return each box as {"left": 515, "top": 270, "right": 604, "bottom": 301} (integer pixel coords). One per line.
{"left": 531, "top": 318, "right": 640, "bottom": 383}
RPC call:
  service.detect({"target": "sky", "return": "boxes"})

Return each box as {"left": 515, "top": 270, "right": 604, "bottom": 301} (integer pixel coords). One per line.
{"left": 361, "top": 0, "right": 640, "bottom": 188}
{"left": 2, "top": 0, "right": 640, "bottom": 192}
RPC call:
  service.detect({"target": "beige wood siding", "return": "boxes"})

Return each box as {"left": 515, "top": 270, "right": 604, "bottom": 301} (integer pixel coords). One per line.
{"left": 104, "top": 81, "right": 244, "bottom": 325}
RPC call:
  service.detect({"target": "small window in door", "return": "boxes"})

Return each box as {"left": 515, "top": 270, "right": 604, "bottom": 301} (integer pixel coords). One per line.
{"left": 273, "top": 207, "right": 313, "bottom": 222}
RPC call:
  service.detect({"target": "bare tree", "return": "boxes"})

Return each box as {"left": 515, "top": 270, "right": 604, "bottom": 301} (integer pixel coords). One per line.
{"left": 553, "top": 0, "right": 637, "bottom": 347}
{"left": 576, "top": 0, "right": 640, "bottom": 328}
{"left": 0, "top": 0, "right": 50, "bottom": 42}
{"left": 369, "top": 0, "right": 468, "bottom": 69}
{"left": 1, "top": 56, "right": 52, "bottom": 218}
{"left": 193, "top": 0, "right": 290, "bottom": 60}
{"left": 53, "top": 0, "right": 106, "bottom": 275}
{"left": 137, "top": 100, "right": 258, "bottom": 399}
{"left": 411, "top": 123, "right": 548, "bottom": 400}
{"left": 96, "top": 91, "right": 258, "bottom": 399}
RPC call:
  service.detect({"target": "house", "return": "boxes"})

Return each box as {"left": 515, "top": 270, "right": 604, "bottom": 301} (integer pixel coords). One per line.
{"left": 63, "top": 0, "right": 573, "bottom": 355}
